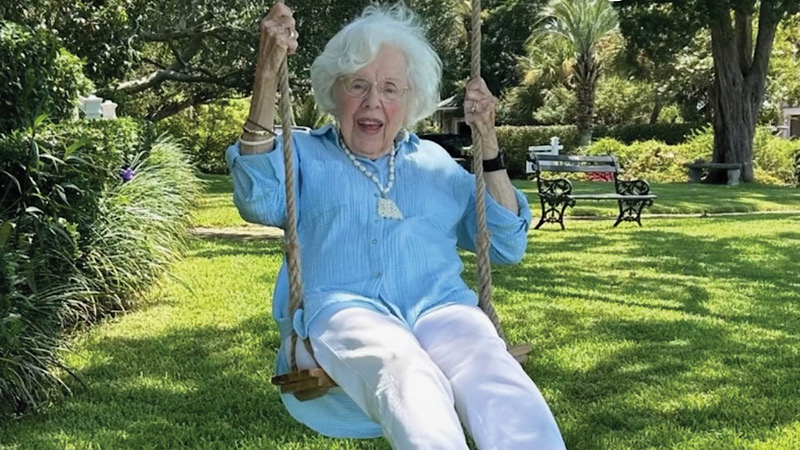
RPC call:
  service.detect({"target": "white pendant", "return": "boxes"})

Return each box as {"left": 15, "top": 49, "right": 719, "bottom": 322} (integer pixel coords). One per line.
{"left": 378, "top": 196, "right": 403, "bottom": 220}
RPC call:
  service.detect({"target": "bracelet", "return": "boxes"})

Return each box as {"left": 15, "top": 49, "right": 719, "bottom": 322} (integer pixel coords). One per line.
{"left": 244, "top": 118, "right": 276, "bottom": 135}
{"left": 239, "top": 136, "right": 275, "bottom": 147}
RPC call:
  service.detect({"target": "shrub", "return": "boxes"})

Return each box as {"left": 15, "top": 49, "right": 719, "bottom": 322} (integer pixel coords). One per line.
{"left": 157, "top": 98, "right": 250, "bottom": 174}
{"left": 0, "top": 121, "right": 200, "bottom": 419}
{"left": 583, "top": 138, "right": 695, "bottom": 182}
{"left": 753, "top": 127, "right": 800, "bottom": 185}
{"left": 0, "top": 21, "right": 93, "bottom": 134}
{"left": 594, "top": 122, "right": 706, "bottom": 145}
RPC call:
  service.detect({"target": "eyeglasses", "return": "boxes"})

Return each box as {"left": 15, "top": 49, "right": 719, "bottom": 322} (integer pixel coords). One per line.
{"left": 339, "top": 77, "right": 409, "bottom": 103}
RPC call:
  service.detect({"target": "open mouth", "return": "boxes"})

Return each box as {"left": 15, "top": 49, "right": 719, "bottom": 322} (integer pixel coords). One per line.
{"left": 357, "top": 118, "right": 384, "bottom": 135}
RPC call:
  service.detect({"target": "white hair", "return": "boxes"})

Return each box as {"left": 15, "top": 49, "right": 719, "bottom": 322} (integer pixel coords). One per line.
{"left": 310, "top": 3, "right": 442, "bottom": 127}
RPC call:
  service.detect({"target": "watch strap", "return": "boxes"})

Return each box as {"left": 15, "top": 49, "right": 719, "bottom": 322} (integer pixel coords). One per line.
{"left": 482, "top": 149, "right": 506, "bottom": 172}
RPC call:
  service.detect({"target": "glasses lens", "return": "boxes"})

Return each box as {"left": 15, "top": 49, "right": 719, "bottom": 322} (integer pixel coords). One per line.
{"left": 344, "top": 78, "right": 371, "bottom": 97}
{"left": 341, "top": 78, "right": 406, "bottom": 102}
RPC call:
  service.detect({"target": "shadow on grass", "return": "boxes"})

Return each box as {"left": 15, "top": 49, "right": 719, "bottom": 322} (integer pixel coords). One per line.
{"left": 486, "top": 215, "right": 800, "bottom": 448}
{"left": 3, "top": 315, "right": 390, "bottom": 449}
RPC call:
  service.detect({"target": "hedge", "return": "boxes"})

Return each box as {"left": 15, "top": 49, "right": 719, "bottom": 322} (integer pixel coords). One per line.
{"left": 0, "top": 21, "right": 93, "bottom": 134}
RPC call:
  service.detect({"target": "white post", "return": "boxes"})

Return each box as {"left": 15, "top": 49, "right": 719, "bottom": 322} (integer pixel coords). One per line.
{"left": 80, "top": 94, "right": 103, "bottom": 120}
{"left": 550, "top": 136, "right": 560, "bottom": 154}
{"left": 101, "top": 100, "right": 118, "bottom": 119}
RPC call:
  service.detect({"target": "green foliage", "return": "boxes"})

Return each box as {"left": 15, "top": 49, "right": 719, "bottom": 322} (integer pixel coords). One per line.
{"left": 593, "top": 76, "right": 655, "bottom": 126}
{"left": 157, "top": 98, "right": 250, "bottom": 174}
{"left": 0, "top": 21, "right": 93, "bottom": 134}
{"left": 595, "top": 122, "right": 706, "bottom": 145}
{"left": 584, "top": 138, "right": 698, "bottom": 182}
{"left": 533, "top": 85, "right": 577, "bottom": 125}
{"left": 753, "top": 127, "right": 800, "bottom": 184}
{"left": 496, "top": 125, "right": 580, "bottom": 177}
{"left": 0, "top": 119, "right": 200, "bottom": 419}
{"left": 582, "top": 125, "right": 799, "bottom": 184}
{"left": 765, "top": 13, "right": 800, "bottom": 120}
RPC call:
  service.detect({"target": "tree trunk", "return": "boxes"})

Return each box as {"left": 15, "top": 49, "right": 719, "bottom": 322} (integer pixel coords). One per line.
{"left": 574, "top": 52, "right": 599, "bottom": 147}
{"left": 707, "top": 5, "right": 780, "bottom": 183}
{"left": 649, "top": 95, "right": 663, "bottom": 124}
{"left": 710, "top": 75, "right": 756, "bottom": 182}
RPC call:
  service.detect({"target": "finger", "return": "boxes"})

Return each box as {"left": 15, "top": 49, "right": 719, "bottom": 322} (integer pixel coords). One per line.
{"left": 267, "top": 2, "right": 293, "bottom": 20}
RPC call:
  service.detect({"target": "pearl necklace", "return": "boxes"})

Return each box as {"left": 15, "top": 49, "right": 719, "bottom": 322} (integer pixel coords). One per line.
{"left": 337, "top": 131, "right": 403, "bottom": 220}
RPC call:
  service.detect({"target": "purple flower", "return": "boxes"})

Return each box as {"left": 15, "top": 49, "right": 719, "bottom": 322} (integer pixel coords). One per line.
{"left": 120, "top": 167, "right": 135, "bottom": 183}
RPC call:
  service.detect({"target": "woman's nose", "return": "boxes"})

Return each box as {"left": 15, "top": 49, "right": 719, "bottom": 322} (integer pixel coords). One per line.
{"left": 361, "top": 86, "right": 382, "bottom": 108}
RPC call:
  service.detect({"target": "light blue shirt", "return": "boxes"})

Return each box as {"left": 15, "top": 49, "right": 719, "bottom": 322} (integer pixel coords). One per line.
{"left": 226, "top": 124, "right": 531, "bottom": 438}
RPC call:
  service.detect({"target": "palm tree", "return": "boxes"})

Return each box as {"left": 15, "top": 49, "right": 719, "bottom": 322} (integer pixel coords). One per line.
{"left": 535, "top": 0, "right": 619, "bottom": 146}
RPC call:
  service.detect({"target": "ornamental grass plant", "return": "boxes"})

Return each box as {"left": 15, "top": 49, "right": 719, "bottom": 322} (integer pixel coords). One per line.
{"left": 0, "top": 120, "right": 201, "bottom": 419}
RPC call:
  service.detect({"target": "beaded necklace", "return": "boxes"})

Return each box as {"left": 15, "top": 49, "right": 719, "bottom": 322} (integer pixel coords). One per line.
{"left": 337, "top": 130, "right": 404, "bottom": 220}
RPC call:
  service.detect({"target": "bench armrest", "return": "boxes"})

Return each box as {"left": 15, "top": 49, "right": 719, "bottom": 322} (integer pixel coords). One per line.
{"left": 616, "top": 179, "right": 651, "bottom": 196}
{"left": 538, "top": 177, "right": 573, "bottom": 197}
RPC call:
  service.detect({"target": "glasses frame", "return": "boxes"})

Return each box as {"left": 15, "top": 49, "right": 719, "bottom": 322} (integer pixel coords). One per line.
{"left": 338, "top": 77, "right": 410, "bottom": 103}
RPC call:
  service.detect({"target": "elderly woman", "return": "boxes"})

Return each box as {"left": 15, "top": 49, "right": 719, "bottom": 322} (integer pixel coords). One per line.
{"left": 227, "top": 3, "right": 565, "bottom": 449}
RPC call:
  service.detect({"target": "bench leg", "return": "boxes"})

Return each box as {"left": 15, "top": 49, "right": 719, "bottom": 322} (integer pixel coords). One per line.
{"left": 688, "top": 167, "right": 702, "bottom": 183}
{"left": 536, "top": 197, "right": 571, "bottom": 229}
{"left": 727, "top": 168, "right": 741, "bottom": 186}
{"left": 557, "top": 202, "right": 570, "bottom": 230}
{"left": 615, "top": 199, "right": 653, "bottom": 227}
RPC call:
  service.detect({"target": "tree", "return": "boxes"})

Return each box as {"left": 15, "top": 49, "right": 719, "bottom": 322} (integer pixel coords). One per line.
{"left": 617, "top": 0, "right": 800, "bottom": 183}
{"left": 534, "top": 0, "right": 619, "bottom": 145}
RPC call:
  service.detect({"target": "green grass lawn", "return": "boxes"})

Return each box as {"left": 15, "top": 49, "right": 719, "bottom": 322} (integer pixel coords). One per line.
{"left": 195, "top": 174, "right": 800, "bottom": 228}
{"left": 3, "top": 178, "right": 800, "bottom": 449}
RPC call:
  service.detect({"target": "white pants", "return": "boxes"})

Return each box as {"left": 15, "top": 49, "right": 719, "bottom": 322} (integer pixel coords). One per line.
{"left": 293, "top": 304, "right": 566, "bottom": 450}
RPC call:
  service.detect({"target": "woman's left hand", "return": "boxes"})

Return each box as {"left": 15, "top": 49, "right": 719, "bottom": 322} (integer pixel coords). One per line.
{"left": 464, "top": 77, "right": 497, "bottom": 138}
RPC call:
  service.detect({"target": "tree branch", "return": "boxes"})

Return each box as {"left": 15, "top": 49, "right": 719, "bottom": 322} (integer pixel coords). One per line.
{"left": 146, "top": 90, "right": 217, "bottom": 122}
{"left": 734, "top": 10, "right": 752, "bottom": 74}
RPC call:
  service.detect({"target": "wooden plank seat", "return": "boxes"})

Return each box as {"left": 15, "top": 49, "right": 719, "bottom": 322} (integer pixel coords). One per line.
{"left": 683, "top": 161, "right": 742, "bottom": 185}
{"left": 526, "top": 153, "right": 657, "bottom": 229}
{"left": 271, "top": 344, "right": 534, "bottom": 402}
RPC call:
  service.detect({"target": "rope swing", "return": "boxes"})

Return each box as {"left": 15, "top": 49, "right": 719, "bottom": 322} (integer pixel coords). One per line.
{"left": 271, "top": 0, "right": 531, "bottom": 401}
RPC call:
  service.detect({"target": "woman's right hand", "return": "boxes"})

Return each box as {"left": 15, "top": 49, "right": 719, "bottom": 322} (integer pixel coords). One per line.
{"left": 259, "top": 3, "right": 299, "bottom": 67}
{"left": 241, "top": 3, "right": 298, "bottom": 154}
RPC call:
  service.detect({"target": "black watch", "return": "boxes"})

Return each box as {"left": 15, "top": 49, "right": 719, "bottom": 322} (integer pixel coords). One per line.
{"left": 482, "top": 149, "right": 506, "bottom": 172}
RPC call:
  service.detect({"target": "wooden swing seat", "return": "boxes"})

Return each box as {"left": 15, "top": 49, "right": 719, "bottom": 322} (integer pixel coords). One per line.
{"left": 272, "top": 343, "right": 532, "bottom": 401}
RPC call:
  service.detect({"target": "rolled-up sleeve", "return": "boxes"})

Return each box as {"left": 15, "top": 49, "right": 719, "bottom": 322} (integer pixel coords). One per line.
{"left": 226, "top": 138, "right": 296, "bottom": 228}
{"left": 456, "top": 187, "right": 532, "bottom": 265}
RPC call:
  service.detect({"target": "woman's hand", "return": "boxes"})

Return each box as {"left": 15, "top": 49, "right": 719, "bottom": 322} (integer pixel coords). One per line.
{"left": 259, "top": 2, "right": 299, "bottom": 68}
{"left": 463, "top": 77, "right": 497, "bottom": 140}
{"left": 240, "top": 3, "right": 299, "bottom": 154}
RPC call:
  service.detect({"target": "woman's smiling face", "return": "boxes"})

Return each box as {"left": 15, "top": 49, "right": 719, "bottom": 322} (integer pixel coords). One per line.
{"left": 334, "top": 45, "right": 409, "bottom": 159}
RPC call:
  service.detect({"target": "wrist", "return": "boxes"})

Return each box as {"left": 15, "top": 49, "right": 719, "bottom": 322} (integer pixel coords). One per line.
{"left": 482, "top": 148, "right": 506, "bottom": 172}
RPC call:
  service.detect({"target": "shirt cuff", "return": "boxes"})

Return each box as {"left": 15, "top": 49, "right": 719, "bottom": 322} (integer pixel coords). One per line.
{"left": 226, "top": 139, "right": 286, "bottom": 183}
{"left": 484, "top": 188, "right": 532, "bottom": 231}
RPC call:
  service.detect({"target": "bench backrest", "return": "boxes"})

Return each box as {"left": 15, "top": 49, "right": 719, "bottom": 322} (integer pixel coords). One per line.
{"left": 526, "top": 153, "right": 620, "bottom": 174}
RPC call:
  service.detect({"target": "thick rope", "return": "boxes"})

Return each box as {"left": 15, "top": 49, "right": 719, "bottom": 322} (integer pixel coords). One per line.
{"left": 470, "top": 0, "right": 506, "bottom": 343}
{"left": 278, "top": 55, "right": 312, "bottom": 371}
{"left": 280, "top": 1, "right": 506, "bottom": 373}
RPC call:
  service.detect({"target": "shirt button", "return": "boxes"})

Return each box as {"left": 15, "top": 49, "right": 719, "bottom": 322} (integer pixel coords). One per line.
{"left": 375, "top": 272, "right": 382, "bottom": 278}
{"left": 371, "top": 239, "right": 378, "bottom": 244}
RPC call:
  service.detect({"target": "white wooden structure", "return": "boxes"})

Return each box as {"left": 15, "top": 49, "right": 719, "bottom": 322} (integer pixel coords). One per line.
{"left": 525, "top": 136, "right": 563, "bottom": 174}
{"left": 779, "top": 104, "right": 800, "bottom": 139}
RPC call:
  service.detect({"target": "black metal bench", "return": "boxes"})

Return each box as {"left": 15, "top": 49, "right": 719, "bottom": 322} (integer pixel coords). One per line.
{"left": 527, "top": 153, "right": 657, "bottom": 229}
